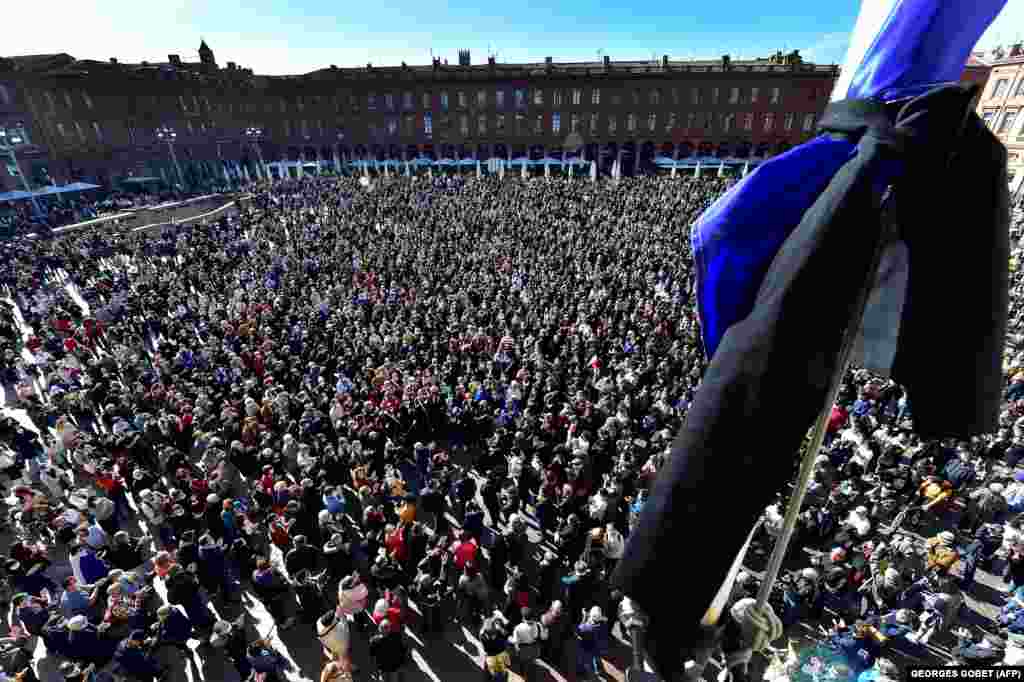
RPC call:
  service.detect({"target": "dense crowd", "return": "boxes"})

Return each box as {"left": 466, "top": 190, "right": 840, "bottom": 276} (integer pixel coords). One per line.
{"left": 0, "top": 173, "right": 1019, "bottom": 682}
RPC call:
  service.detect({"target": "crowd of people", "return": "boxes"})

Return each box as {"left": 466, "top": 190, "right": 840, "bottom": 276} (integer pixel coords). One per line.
{"left": 0, "top": 172, "right": 1019, "bottom": 682}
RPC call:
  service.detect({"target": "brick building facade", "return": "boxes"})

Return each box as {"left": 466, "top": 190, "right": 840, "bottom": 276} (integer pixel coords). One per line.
{"left": 0, "top": 43, "right": 838, "bottom": 191}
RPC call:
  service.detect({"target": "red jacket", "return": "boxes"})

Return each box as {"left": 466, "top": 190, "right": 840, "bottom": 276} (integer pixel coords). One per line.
{"left": 828, "top": 406, "right": 849, "bottom": 433}
{"left": 385, "top": 526, "right": 408, "bottom": 561}
{"left": 453, "top": 540, "right": 478, "bottom": 570}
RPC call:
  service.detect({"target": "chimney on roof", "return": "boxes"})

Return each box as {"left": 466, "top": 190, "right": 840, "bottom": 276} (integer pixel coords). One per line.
{"left": 169, "top": 55, "right": 182, "bottom": 67}
{"left": 433, "top": 57, "right": 441, "bottom": 70}
{"left": 603, "top": 55, "right": 610, "bottom": 70}
{"left": 487, "top": 55, "right": 495, "bottom": 67}
{"left": 722, "top": 54, "right": 731, "bottom": 69}
{"left": 109, "top": 57, "right": 117, "bottom": 64}
{"left": 459, "top": 49, "right": 471, "bottom": 66}
{"left": 662, "top": 55, "right": 669, "bottom": 69}
{"left": 545, "top": 56, "right": 553, "bottom": 73}
{"left": 227, "top": 61, "right": 237, "bottom": 70}
{"left": 367, "top": 63, "right": 373, "bottom": 69}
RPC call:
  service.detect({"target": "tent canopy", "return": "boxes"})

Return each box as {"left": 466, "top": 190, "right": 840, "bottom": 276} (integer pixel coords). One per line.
{"left": 0, "top": 182, "right": 102, "bottom": 202}
{"left": 0, "top": 189, "right": 34, "bottom": 202}
{"left": 62, "top": 182, "right": 101, "bottom": 192}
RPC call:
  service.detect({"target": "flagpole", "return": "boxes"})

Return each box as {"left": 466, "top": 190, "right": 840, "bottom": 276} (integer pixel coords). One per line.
{"left": 692, "top": 203, "right": 896, "bottom": 681}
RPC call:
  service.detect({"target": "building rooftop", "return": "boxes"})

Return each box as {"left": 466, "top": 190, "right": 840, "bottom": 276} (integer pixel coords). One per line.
{"left": 983, "top": 44, "right": 1024, "bottom": 65}
{"left": 1, "top": 47, "right": 837, "bottom": 83}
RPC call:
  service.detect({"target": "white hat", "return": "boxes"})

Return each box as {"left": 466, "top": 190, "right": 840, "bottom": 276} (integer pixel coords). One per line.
{"left": 991, "top": 482, "right": 1006, "bottom": 494}
{"left": 67, "top": 615, "right": 88, "bottom": 631}
{"left": 938, "top": 531, "right": 955, "bottom": 544}
{"left": 588, "top": 606, "right": 607, "bottom": 622}
{"left": 800, "top": 568, "right": 820, "bottom": 582}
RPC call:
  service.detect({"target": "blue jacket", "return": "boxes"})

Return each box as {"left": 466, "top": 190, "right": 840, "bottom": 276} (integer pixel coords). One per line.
{"left": 114, "top": 641, "right": 160, "bottom": 677}
{"left": 463, "top": 510, "right": 484, "bottom": 536}
{"left": 61, "top": 589, "right": 91, "bottom": 619}
{"left": 198, "top": 544, "right": 226, "bottom": 582}
{"left": 942, "top": 458, "right": 973, "bottom": 489}
{"left": 829, "top": 632, "right": 880, "bottom": 675}
{"left": 159, "top": 608, "right": 193, "bottom": 644}
{"left": 577, "top": 621, "right": 610, "bottom": 655}
{"left": 17, "top": 603, "right": 49, "bottom": 633}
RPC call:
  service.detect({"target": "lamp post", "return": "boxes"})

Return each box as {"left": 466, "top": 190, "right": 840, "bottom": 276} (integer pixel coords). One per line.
{"left": 245, "top": 126, "right": 267, "bottom": 182}
{"left": 155, "top": 125, "right": 184, "bottom": 190}
{"left": 0, "top": 129, "right": 43, "bottom": 217}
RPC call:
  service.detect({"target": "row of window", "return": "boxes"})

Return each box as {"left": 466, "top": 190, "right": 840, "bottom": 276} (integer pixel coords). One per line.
{"left": 170, "top": 85, "right": 792, "bottom": 116}
{"left": 42, "top": 108, "right": 817, "bottom": 149}
{"left": 42, "top": 89, "right": 94, "bottom": 112}
{"left": 14, "top": 84, "right": 808, "bottom": 125}
{"left": 357, "top": 85, "right": 789, "bottom": 112}
{"left": 989, "top": 76, "right": 1024, "bottom": 100}
{"left": 294, "top": 110, "right": 815, "bottom": 139}
{"left": 983, "top": 107, "right": 1021, "bottom": 136}
{"left": 52, "top": 121, "right": 104, "bottom": 144}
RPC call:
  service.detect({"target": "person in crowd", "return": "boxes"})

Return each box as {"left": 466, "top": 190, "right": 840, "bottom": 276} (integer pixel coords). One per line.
{"left": 368, "top": 618, "right": 407, "bottom": 682}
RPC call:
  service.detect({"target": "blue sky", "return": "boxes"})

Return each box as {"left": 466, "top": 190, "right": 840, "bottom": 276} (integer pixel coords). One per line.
{"left": 12, "top": 0, "right": 1024, "bottom": 75}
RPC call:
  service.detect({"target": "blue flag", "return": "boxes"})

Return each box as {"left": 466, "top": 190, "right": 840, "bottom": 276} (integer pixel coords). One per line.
{"left": 693, "top": 0, "right": 1008, "bottom": 361}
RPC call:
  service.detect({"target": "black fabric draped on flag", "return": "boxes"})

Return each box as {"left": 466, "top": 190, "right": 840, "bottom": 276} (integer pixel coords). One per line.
{"left": 612, "top": 84, "right": 1008, "bottom": 676}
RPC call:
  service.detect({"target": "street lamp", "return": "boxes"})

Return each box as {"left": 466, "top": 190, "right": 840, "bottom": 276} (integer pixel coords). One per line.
{"left": 245, "top": 126, "right": 267, "bottom": 181}
{"left": 156, "top": 125, "right": 184, "bottom": 189}
{"left": 0, "top": 126, "right": 43, "bottom": 217}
